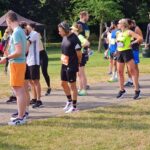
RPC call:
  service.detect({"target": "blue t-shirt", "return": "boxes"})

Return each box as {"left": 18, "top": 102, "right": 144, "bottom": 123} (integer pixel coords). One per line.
{"left": 109, "top": 29, "right": 118, "bottom": 53}
{"left": 9, "top": 26, "right": 26, "bottom": 63}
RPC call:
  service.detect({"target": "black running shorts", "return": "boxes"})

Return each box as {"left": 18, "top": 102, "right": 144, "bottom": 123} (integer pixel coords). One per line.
{"left": 25, "top": 65, "right": 40, "bottom": 80}
{"left": 61, "top": 66, "right": 77, "bottom": 83}
{"left": 117, "top": 49, "right": 133, "bottom": 63}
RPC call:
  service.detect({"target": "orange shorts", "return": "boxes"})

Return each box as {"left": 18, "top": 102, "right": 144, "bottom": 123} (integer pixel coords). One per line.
{"left": 9, "top": 63, "right": 26, "bottom": 87}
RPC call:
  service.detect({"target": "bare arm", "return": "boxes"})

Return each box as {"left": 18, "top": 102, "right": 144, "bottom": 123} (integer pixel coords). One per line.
{"left": 7, "top": 43, "right": 22, "bottom": 59}
{"left": 76, "top": 50, "right": 82, "bottom": 64}
{"left": 128, "top": 30, "right": 143, "bottom": 44}
{"left": 135, "top": 26, "right": 143, "bottom": 44}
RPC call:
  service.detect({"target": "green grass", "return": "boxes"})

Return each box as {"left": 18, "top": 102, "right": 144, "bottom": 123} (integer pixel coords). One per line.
{"left": 1, "top": 98, "right": 150, "bottom": 149}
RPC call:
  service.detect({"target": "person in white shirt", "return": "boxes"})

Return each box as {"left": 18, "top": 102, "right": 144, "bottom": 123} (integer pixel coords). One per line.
{"left": 26, "top": 23, "right": 42, "bottom": 108}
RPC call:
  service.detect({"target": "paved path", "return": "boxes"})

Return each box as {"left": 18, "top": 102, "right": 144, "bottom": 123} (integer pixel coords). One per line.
{"left": 0, "top": 75, "right": 150, "bottom": 125}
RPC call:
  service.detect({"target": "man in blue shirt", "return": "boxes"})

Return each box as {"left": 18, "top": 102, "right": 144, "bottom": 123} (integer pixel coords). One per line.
{"left": 0, "top": 11, "right": 27, "bottom": 126}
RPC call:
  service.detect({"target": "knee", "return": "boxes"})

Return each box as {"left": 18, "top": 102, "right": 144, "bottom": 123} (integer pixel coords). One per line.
{"left": 61, "top": 81, "right": 66, "bottom": 88}
{"left": 118, "top": 70, "right": 124, "bottom": 77}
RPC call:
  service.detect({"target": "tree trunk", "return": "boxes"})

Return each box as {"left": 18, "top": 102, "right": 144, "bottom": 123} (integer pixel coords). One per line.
{"left": 98, "top": 18, "right": 103, "bottom": 52}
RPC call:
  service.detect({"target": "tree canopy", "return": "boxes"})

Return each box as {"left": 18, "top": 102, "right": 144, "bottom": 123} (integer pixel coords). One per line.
{"left": 0, "top": 0, "right": 149, "bottom": 42}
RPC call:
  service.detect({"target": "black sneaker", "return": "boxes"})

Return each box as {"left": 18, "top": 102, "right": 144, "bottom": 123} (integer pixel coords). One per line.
{"left": 86, "top": 85, "right": 90, "bottom": 90}
{"left": 45, "top": 88, "right": 51, "bottom": 96}
{"left": 124, "top": 81, "right": 133, "bottom": 87}
{"left": 133, "top": 90, "right": 141, "bottom": 100}
{"left": 30, "top": 99, "right": 37, "bottom": 105}
{"left": 116, "top": 90, "right": 126, "bottom": 98}
{"left": 6, "top": 96, "right": 17, "bottom": 103}
{"left": 32, "top": 100, "right": 43, "bottom": 108}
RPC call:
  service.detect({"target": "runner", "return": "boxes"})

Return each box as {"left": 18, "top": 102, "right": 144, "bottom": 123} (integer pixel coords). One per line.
{"left": 77, "top": 11, "right": 90, "bottom": 90}
{"left": 124, "top": 19, "right": 143, "bottom": 87}
{"left": 71, "top": 22, "right": 90, "bottom": 96}
{"left": 108, "top": 21, "right": 119, "bottom": 82}
{"left": 58, "top": 21, "right": 82, "bottom": 113}
{"left": 38, "top": 32, "right": 51, "bottom": 96}
{"left": 0, "top": 12, "right": 27, "bottom": 125}
{"left": 26, "top": 23, "right": 42, "bottom": 108}
{"left": 116, "top": 19, "right": 143, "bottom": 99}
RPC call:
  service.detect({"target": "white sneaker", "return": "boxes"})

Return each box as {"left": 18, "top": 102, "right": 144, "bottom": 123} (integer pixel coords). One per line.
{"left": 10, "top": 112, "right": 29, "bottom": 121}
{"left": 8, "top": 118, "right": 26, "bottom": 126}
{"left": 63, "top": 102, "right": 72, "bottom": 111}
{"left": 65, "top": 106, "right": 79, "bottom": 113}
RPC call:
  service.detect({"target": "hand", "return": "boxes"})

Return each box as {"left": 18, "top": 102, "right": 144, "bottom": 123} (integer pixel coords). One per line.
{"left": 0, "top": 57, "right": 7, "bottom": 64}
{"left": 145, "top": 44, "right": 149, "bottom": 49}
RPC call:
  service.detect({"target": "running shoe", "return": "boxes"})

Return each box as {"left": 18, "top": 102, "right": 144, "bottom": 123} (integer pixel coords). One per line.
{"left": 88, "top": 50, "right": 94, "bottom": 56}
{"left": 6, "top": 96, "right": 17, "bottom": 103}
{"left": 116, "top": 90, "right": 126, "bottom": 98}
{"left": 65, "top": 106, "right": 79, "bottom": 113}
{"left": 8, "top": 118, "right": 26, "bottom": 126}
{"left": 32, "top": 100, "right": 43, "bottom": 108}
{"left": 133, "top": 90, "right": 141, "bottom": 100}
{"left": 63, "top": 102, "right": 72, "bottom": 111}
{"left": 45, "top": 88, "right": 51, "bottom": 96}
{"left": 30, "top": 99, "right": 37, "bottom": 105}
{"left": 108, "top": 77, "right": 118, "bottom": 82}
{"left": 11, "top": 112, "right": 29, "bottom": 121}
{"left": 78, "top": 89, "right": 87, "bottom": 96}
{"left": 124, "top": 81, "right": 133, "bottom": 87}
{"left": 86, "top": 85, "right": 90, "bottom": 90}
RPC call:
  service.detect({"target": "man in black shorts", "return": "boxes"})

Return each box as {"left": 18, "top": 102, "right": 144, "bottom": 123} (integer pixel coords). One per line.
{"left": 58, "top": 21, "right": 82, "bottom": 113}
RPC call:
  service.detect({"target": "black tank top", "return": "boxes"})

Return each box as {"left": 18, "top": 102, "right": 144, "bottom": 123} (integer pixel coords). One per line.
{"left": 131, "top": 26, "right": 139, "bottom": 50}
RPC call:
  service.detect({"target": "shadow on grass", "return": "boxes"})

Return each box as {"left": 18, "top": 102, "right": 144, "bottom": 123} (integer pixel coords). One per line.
{"left": 0, "top": 143, "right": 27, "bottom": 150}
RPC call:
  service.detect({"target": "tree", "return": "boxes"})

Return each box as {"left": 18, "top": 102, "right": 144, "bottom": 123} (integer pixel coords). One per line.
{"left": 70, "top": 0, "right": 124, "bottom": 52}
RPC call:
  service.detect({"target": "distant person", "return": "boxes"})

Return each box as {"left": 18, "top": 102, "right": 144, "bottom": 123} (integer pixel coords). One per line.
{"left": 108, "top": 21, "right": 119, "bottom": 82}
{"left": 58, "top": 21, "right": 82, "bottom": 113}
{"left": 145, "top": 12, "right": 150, "bottom": 49}
{"left": 38, "top": 33, "right": 51, "bottom": 96}
{"left": 77, "top": 11, "right": 90, "bottom": 90}
{"left": 0, "top": 12, "right": 27, "bottom": 125}
{"left": 71, "top": 22, "right": 90, "bottom": 96}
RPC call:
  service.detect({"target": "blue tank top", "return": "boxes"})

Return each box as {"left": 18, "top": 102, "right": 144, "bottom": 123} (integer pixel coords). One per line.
{"left": 109, "top": 29, "right": 118, "bottom": 53}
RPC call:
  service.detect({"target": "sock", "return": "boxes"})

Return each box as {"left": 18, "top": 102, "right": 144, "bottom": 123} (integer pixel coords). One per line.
{"left": 128, "top": 78, "right": 133, "bottom": 83}
{"left": 112, "top": 72, "right": 115, "bottom": 79}
{"left": 72, "top": 100, "right": 77, "bottom": 108}
{"left": 66, "top": 95, "right": 72, "bottom": 102}
{"left": 115, "top": 72, "right": 118, "bottom": 79}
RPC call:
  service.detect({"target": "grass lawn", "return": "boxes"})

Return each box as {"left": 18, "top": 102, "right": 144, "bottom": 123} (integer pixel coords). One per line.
{"left": 0, "top": 98, "right": 150, "bottom": 150}
{"left": 0, "top": 43, "right": 150, "bottom": 150}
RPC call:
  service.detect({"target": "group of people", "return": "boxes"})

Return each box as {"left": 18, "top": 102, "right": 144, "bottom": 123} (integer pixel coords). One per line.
{"left": 0, "top": 11, "right": 51, "bottom": 125}
{"left": 102, "top": 18, "right": 143, "bottom": 99}
{"left": 0, "top": 10, "right": 149, "bottom": 126}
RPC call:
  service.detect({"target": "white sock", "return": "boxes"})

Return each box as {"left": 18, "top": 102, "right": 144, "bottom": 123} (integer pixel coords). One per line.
{"left": 128, "top": 78, "right": 133, "bottom": 83}
{"left": 115, "top": 72, "right": 118, "bottom": 79}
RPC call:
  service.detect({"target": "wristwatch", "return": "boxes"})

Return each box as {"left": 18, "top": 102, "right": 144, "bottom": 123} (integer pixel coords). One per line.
{"left": 6, "top": 57, "right": 9, "bottom": 61}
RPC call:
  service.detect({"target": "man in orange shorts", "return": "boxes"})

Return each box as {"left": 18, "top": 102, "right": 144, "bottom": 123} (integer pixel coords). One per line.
{"left": 0, "top": 11, "right": 27, "bottom": 125}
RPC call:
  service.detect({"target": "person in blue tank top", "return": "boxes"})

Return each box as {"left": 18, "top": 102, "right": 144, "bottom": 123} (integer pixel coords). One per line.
{"left": 108, "top": 21, "right": 119, "bottom": 82}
